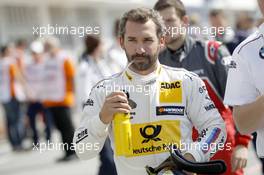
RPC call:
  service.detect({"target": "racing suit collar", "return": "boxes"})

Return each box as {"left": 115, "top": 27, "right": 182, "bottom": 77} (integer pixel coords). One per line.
{"left": 167, "top": 35, "right": 195, "bottom": 63}
{"left": 125, "top": 62, "right": 161, "bottom": 83}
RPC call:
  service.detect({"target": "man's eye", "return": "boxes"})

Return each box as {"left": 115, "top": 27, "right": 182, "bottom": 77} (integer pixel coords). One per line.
{"left": 145, "top": 39, "right": 154, "bottom": 42}
{"left": 166, "top": 19, "right": 175, "bottom": 23}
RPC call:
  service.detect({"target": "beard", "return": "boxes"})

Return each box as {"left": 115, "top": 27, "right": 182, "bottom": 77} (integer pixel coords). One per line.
{"left": 165, "top": 34, "right": 181, "bottom": 45}
{"left": 124, "top": 49, "right": 159, "bottom": 71}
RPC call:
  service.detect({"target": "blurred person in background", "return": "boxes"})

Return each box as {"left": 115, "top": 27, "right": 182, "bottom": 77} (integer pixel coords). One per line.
{"left": 24, "top": 41, "right": 52, "bottom": 146}
{"left": 154, "top": 0, "right": 251, "bottom": 174}
{"left": 42, "top": 37, "right": 76, "bottom": 162}
{"left": 225, "top": 0, "right": 264, "bottom": 173}
{"left": 76, "top": 35, "right": 117, "bottom": 175}
{"left": 188, "top": 13, "right": 205, "bottom": 41}
{"left": 209, "top": 10, "right": 235, "bottom": 47}
{"left": 0, "top": 45, "right": 25, "bottom": 151}
{"left": 77, "top": 35, "right": 112, "bottom": 105}
{"left": 12, "top": 39, "right": 28, "bottom": 102}
{"left": 106, "top": 19, "right": 127, "bottom": 73}
{"left": 225, "top": 12, "right": 257, "bottom": 54}
{"left": 13, "top": 39, "right": 28, "bottom": 72}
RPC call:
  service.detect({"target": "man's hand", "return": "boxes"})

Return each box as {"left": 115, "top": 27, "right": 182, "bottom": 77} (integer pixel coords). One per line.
{"left": 231, "top": 145, "right": 248, "bottom": 172}
{"left": 99, "top": 91, "right": 131, "bottom": 124}
{"left": 183, "top": 153, "right": 197, "bottom": 175}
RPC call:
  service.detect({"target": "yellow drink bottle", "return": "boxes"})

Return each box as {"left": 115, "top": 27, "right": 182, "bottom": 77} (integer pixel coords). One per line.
{"left": 113, "top": 113, "right": 132, "bottom": 156}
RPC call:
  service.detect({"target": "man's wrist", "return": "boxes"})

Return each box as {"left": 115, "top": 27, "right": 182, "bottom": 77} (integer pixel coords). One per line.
{"left": 99, "top": 112, "right": 109, "bottom": 124}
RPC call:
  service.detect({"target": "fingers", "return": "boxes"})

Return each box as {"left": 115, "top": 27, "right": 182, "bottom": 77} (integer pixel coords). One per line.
{"left": 107, "top": 91, "right": 127, "bottom": 98}
{"left": 237, "top": 158, "right": 247, "bottom": 170}
{"left": 106, "top": 93, "right": 128, "bottom": 104}
{"left": 110, "top": 95, "right": 128, "bottom": 103}
{"left": 242, "top": 159, "right": 247, "bottom": 168}
{"left": 232, "top": 145, "right": 248, "bottom": 172}
{"left": 115, "top": 108, "right": 131, "bottom": 114}
{"left": 231, "top": 156, "right": 237, "bottom": 172}
{"left": 232, "top": 158, "right": 247, "bottom": 172}
{"left": 100, "top": 91, "right": 131, "bottom": 124}
{"left": 111, "top": 102, "right": 131, "bottom": 110}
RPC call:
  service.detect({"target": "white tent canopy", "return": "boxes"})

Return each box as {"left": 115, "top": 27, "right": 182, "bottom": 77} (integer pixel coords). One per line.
{"left": 208, "top": 0, "right": 258, "bottom": 11}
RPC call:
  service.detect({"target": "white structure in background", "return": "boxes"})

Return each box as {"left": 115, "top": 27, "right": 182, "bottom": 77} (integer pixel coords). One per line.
{"left": 0, "top": 0, "right": 259, "bottom": 50}
{"left": 209, "top": 0, "right": 257, "bottom": 11}
{"left": 0, "top": 0, "right": 154, "bottom": 50}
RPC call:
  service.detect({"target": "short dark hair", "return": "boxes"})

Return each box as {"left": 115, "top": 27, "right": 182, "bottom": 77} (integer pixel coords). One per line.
{"left": 209, "top": 9, "right": 224, "bottom": 18}
{"left": 15, "top": 39, "right": 27, "bottom": 48}
{"left": 114, "top": 19, "right": 120, "bottom": 38}
{"left": 84, "top": 35, "right": 100, "bottom": 55}
{"left": 119, "top": 7, "right": 166, "bottom": 39}
{"left": 154, "top": 0, "right": 186, "bottom": 18}
{"left": 0, "top": 45, "right": 9, "bottom": 57}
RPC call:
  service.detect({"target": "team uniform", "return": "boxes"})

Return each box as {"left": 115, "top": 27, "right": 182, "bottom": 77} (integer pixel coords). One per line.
{"left": 42, "top": 51, "right": 76, "bottom": 159}
{"left": 159, "top": 36, "right": 252, "bottom": 175}
{"left": 224, "top": 23, "right": 264, "bottom": 158}
{"left": 76, "top": 55, "right": 117, "bottom": 175}
{"left": 0, "top": 58, "right": 24, "bottom": 149}
{"left": 73, "top": 63, "right": 226, "bottom": 175}
{"left": 0, "top": 58, "right": 17, "bottom": 103}
{"left": 24, "top": 60, "right": 51, "bottom": 144}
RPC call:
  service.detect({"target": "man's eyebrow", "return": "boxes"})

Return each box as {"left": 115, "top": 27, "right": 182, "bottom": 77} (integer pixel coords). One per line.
{"left": 144, "top": 37, "right": 154, "bottom": 40}
{"left": 127, "top": 36, "right": 136, "bottom": 39}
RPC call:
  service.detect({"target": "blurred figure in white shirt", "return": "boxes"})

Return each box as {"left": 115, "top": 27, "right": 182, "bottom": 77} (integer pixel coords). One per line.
{"left": 24, "top": 41, "right": 52, "bottom": 146}
{"left": 0, "top": 45, "right": 25, "bottom": 151}
{"left": 76, "top": 35, "right": 117, "bottom": 175}
{"left": 106, "top": 20, "right": 127, "bottom": 72}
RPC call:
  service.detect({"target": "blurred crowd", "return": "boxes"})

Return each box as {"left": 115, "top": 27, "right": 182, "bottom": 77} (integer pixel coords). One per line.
{"left": 0, "top": 7, "right": 264, "bottom": 174}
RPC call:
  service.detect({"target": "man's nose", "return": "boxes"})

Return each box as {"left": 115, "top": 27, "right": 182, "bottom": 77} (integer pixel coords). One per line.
{"left": 135, "top": 45, "right": 146, "bottom": 54}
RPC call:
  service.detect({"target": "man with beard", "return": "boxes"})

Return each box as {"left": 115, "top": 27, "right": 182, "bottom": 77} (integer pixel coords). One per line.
{"left": 154, "top": 0, "right": 252, "bottom": 174}
{"left": 73, "top": 7, "right": 226, "bottom": 175}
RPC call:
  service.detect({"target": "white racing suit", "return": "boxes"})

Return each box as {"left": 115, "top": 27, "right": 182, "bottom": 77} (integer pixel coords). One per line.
{"left": 73, "top": 63, "right": 226, "bottom": 175}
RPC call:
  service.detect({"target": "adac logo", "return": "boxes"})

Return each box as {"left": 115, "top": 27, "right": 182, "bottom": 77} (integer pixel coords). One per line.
{"left": 160, "top": 81, "right": 181, "bottom": 89}
{"left": 259, "top": 46, "right": 264, "bottom": 59}
{"left": 140, "top": 125, "right": 162, "bottom": 143}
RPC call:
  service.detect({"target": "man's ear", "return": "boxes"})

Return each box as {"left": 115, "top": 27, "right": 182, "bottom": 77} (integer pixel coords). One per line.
{"left": 119, "top": 37, "right": 125, "bottom": 50}
{"left": 182, "top": 15, "right": 189, "bottom": 27}
{"left": 159, "top": 36, "right": 165, "bottom": 48}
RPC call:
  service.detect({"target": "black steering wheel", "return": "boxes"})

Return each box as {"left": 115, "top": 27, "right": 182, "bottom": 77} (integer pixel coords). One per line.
{"left": 145, "top": 148, "right": 226, "bottom": 175}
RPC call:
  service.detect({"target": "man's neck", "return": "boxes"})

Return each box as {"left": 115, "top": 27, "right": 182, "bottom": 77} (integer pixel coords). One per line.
{"left": 129, "top": 62, "right": 158, "bottom": 76}
{"left": 167, "top": 34, "right": 186, "bottom": 52}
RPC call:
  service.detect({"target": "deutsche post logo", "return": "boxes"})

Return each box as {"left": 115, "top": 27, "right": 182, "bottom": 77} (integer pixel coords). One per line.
{"left": 140, "top": 125, "right": 162, "bottom": 143}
